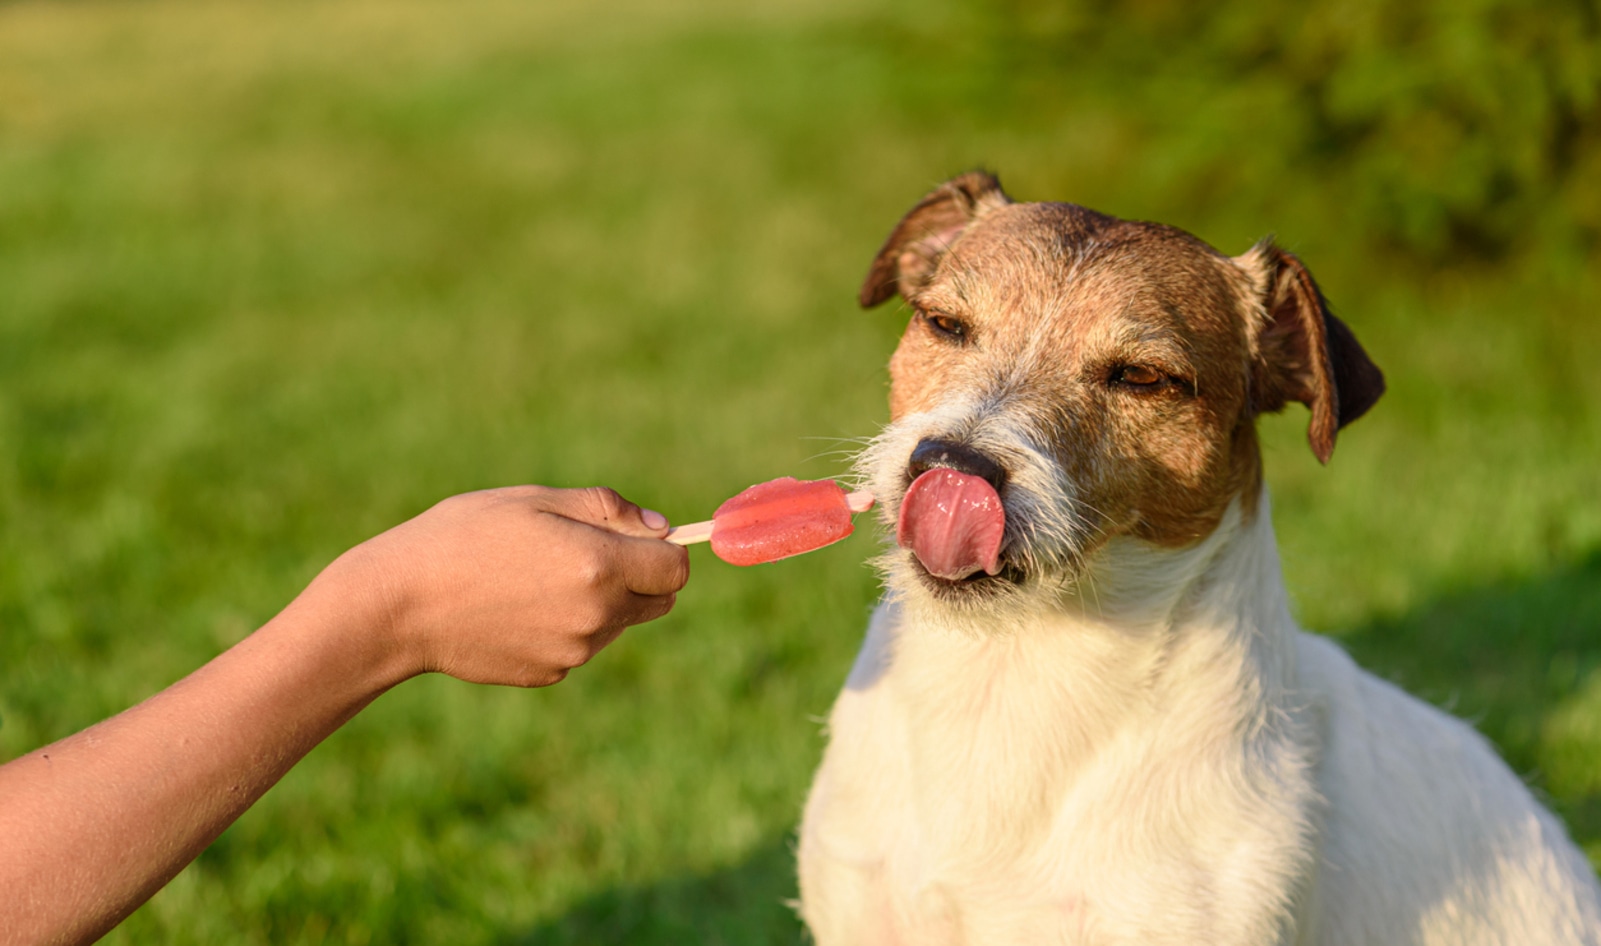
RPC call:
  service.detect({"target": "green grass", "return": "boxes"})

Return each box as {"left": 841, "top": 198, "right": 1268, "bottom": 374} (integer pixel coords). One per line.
{"left": 0, "top": 0, "right": 1597, "bottom": 942}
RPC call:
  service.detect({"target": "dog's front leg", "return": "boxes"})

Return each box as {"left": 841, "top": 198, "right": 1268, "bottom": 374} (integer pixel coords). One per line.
{"left": 797, "top": 851, "right": 906, "bottom": 946}
{"left": 798, "top": 607, "right": 965, "bottom": 946}
{"left": 798, "top": 836, "right": 966, "bottom": 946}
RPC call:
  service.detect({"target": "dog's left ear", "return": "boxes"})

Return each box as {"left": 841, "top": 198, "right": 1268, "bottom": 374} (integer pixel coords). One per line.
{"left": 859, "top": 171, "right": 1013, "bottom": 308}
{"left": 1236, "top": 241, "right": 1386, "bottom": 464}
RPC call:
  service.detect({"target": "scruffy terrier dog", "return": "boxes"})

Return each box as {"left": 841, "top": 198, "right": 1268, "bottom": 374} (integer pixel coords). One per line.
{"left": 797, "top": 173, "right": 1601, "bottom": 945}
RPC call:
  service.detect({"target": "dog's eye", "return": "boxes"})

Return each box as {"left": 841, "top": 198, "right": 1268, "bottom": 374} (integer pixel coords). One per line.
{"left": 921, "top": 310, "right": 969, "bottom": 342}
{"left": 1110, "top": 364, "right": 1166, "bottom": 388}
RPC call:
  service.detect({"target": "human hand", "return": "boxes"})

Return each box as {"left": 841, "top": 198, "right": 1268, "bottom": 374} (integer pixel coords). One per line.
{"left": 308, "top": 486, "right": 690, "bottom": 688}
{"left": 0, "top": 485, "right": 686, "bottom": 946}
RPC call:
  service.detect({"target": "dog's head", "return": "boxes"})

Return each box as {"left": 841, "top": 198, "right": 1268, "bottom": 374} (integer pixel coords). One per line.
{"left": 857, "top": 172, "right": 1384, "bottom": 616}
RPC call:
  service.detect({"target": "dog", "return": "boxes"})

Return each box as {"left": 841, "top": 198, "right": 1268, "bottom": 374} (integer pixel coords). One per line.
{"left": 796, "top": 172, "right": 1601, "bottom": 945}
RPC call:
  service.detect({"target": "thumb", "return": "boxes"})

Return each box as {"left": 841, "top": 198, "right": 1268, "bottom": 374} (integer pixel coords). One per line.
{"left": 546, "top": 486, "right": 671, "bottom": 539}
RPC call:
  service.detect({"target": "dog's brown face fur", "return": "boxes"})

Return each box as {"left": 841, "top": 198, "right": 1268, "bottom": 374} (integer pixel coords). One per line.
{"left": 860, "top": 173, "right": 1384, "bottom": 595}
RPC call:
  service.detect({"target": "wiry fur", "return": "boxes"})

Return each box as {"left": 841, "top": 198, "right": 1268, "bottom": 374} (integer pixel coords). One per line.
{"left": 856, "top": 398, "right": 1087, "bottom": 627}
{"left": 797, "top": 175, "right": 1601, "bottom": 944}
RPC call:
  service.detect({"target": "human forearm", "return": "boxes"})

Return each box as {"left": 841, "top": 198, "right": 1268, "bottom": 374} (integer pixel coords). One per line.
{"left": 0, "top": 580, "right": 402, "bottom": 946}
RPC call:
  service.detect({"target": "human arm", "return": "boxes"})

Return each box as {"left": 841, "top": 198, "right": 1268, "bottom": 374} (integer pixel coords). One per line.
{"left": 0, "top": 485, "right": 689, "bottom": 946}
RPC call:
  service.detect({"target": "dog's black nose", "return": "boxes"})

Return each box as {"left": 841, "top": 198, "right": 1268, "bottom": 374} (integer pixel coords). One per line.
{"left": 907, "top": 439, "right": 1007, "bottom": 491}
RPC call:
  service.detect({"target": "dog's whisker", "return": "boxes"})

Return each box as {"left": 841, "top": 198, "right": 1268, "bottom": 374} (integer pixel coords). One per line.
{"left": 797, "top": 449, "right": 867, "bottom": 467}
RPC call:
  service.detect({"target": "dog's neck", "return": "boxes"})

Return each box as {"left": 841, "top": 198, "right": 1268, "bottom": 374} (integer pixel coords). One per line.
{"left": 878, "top": 489, "right": 1307, "bottom": 853}
{"left": 1064, "top": 487, "right": 1296, "bottom": 664}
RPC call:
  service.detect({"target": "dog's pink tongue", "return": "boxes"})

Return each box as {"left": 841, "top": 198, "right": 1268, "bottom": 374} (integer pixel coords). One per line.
{"left": 897, "top": 469, "right": 1005, "bottom": 581}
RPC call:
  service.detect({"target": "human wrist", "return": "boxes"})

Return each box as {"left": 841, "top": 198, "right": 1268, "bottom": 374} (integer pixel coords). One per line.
{"left": 282, "top": 546, "right": 424, "bottom": 696}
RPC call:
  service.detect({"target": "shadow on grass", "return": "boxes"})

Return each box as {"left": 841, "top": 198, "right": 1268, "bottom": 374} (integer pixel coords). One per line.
{"left": 511, "top": 552, "right": 1601, "bottom": 944}
{"left": 501, "top": 835, "right": 805, "bottom": 946}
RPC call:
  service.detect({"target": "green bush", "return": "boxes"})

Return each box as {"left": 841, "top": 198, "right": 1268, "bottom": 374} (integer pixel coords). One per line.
{"left": 977, "top": 0, "right": 1601, "bottom": 266}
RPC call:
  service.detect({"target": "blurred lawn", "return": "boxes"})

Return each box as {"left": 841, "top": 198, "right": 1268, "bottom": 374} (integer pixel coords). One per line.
{"left": 1, "top": 0, "right": 1598, "bottom": 942}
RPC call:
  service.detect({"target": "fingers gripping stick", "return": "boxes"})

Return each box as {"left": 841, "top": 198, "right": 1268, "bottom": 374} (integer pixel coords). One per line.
{"left": 666, "top": 477, "right": 875, "bottom": 565}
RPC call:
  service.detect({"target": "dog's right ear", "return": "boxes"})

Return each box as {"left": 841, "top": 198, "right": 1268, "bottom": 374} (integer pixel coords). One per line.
{"left": 859, "top": 171, "right": 1012, "bottom": 308}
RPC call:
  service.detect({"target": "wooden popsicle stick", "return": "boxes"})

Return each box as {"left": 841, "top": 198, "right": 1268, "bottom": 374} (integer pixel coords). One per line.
{"left": 665, "top": 489, "right": 875, "bottom": 546}
{"left": 665, "top": 519, "right": 715, "bottom": 546}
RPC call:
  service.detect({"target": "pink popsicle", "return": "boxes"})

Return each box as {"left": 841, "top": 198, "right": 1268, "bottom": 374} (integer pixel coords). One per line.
{"left": 666, "top": 477, "right": 875, "bottom": 565}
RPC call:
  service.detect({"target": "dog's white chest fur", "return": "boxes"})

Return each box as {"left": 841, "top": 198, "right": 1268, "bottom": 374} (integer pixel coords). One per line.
{"left": 798, "top": 501, "right": 1601, "bottom": 945}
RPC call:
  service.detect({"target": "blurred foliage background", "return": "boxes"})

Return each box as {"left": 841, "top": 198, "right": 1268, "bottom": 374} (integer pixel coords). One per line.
{"left": 1, "top": 0, "right": 1597, "bottom": 942}
{"left": 988, "top": 0, "right": 1601, "bottom": 265}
